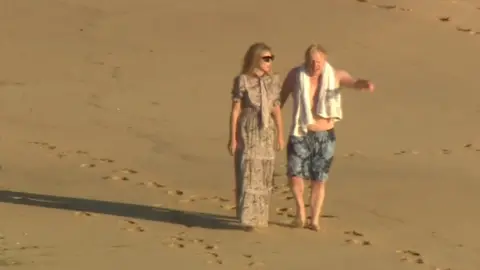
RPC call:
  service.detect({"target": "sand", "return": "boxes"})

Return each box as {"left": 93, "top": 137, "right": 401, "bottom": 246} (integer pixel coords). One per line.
{"left": 1, "top": 0, "right": 480, "bottom": 269}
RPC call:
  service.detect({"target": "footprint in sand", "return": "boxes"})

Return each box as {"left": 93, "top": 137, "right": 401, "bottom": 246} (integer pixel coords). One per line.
{"left": 115, "top": 168, "right": 138, "bottom": 174}
{"left": 343, "top": 150, "right": 364, "bottom": 158}
{"left": 394, "top": 150, "right": 420, "bottom": 156}
{"left": 80, "top": 163, "right": 96, "bottom": 168}
{"left": 456, "top": 26, "right": 478, "bottom": 35}
{"left": 163, "top": 235, "right": 187, "bottom": 248}
{"left": 441, "top": 149, "right": 452, "bottom": 155}
{"left": 138, "top": 181, "right": 166, "bottom": 188}
{"left": 209, "top": 196, "right": 230, "bottom": 203}
{"left": 167, "top": 189, "right": 185, "bottom": 196}
{"left": 94, "top": 158, "right": 115, "bottom": 163}
{"left": 242, "top": 253, "right": 265, "bottom": 268}
{"left": 163, "top": 233, "right": 224, "bottom": 265}
{"left": 438, "top": 16, "right": 451, "bottom": 22}
{"left": 344, "top": 230, "right": 372, "bottom": 246}
{"left": 56, "top": 150, "right": 90, "bottom": 159}
{"left": 396, "top": 249, "right": 425, "bottom": 264}
{"left": 275, "top": 207, "right": 294, "bottom": 217}
{"left": 356, "top": 0, "right": 412, "bottom": 12}
{"left": 112, "top": 66, "right": 121, "bottom": 79}
{"left": 220, "top": 204, "right": 236, "bottom": 211}
{"left": 0, "top": 258, "right": 22, "bottom": 267}
{"left": 0, "top": 80, "right": 25, "bottom": 87}
{"left": 103, "top": 166, "right": 138, "bottom": 181}
{"left": 74, "top": 211, "right": 95, "bottom": 217}
{"left": 373, "top": 4, "right": 396, "bottom": 10}
{"left": 178, "top": 197, "right": 197, "bottom": 204}
{"left": 120, "top": 219, "right": 145, "bottom": 232}
{"left": 102, "top": 175, "right": 129, "bottom": 181}
{"left": 272, "top": 184, "right": 291, "bottom": 195}
{"left": 204, "top": 243, "right": 224, "bottom": 265}
{"left": 29, "top": 141, "right": 57, "bottom": 150}
{"left": 464, "top": 143, "right": 480, "bottom": 152}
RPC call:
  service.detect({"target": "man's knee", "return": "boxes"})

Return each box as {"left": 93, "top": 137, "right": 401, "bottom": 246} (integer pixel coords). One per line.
{"left": 289, "top": 177, "right": 304, "bottom": 188}
{"left": 310, "top": 180, "right": 326, "bottom": 190}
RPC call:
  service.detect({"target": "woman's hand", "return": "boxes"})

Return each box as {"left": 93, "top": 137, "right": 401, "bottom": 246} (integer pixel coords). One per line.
{"left": 275, "top": 135, "right": 285, "bottom": 151}
{"left": 228, "top": 138, "right": 237, "bottom": 156}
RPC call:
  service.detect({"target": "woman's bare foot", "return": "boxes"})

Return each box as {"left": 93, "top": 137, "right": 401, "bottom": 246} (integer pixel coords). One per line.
{"left": 243, "top": 223, "right": 268, "bottom": 232}
{"left": 243, "top": 226, "right": 255, "bottom": 232}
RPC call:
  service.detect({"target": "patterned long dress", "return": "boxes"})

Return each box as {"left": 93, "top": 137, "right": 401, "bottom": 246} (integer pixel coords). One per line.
{"left": 231, "top": 73, "right": 281, "bottom": 228}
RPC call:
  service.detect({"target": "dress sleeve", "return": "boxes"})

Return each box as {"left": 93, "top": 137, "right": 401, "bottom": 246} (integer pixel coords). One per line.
{"left": 271, "top": 74, "right": 281, "bottom": 107}
{"left": 231, "top": 75, "right": 246, "bottom": 103}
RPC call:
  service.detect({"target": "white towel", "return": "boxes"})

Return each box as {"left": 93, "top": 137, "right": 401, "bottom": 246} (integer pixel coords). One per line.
{"left": 292, "top": 62, "right": 343, "bottom": 136}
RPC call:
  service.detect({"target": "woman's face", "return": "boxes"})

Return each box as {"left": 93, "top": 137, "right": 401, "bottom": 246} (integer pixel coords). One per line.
{"left": 257, "top": 50, "right": 274, "bottom": 74}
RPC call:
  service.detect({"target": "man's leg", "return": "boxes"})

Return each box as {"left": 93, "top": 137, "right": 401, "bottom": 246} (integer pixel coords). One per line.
{"left": 286, "top": 135, "right": 310, "bottom": 227}
{"left": 290, "top": 176, "right": 306, "bottom": 226}
{"left": 308, "top": 129, "right": 336, "bottom": 231}
{"left": 310, "top": 180, "right": 326, "bottom": 229}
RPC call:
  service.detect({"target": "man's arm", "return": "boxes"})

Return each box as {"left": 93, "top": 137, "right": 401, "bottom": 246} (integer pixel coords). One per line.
{"left": 280, "top": 68, "right": 298, "bottom": 108}
{"left": 336, "top": 69, "right": 375, "bottom": 92}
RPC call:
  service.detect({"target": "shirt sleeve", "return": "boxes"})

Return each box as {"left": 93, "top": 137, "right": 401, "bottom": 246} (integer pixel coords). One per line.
{"left": 271, "top": 74, "right": 281, "bottom": 107}
{"left": 231, "top": 75, "right": 246, "bottom": 103}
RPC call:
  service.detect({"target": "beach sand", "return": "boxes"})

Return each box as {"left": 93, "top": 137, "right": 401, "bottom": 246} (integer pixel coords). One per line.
{"left": 1, "top": 0, "right": 480, "bottom": 269}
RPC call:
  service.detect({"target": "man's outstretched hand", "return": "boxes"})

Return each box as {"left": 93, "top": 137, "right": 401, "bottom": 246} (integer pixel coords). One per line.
{"left": 354, "top": 79, "right": 375, "bottom": 92}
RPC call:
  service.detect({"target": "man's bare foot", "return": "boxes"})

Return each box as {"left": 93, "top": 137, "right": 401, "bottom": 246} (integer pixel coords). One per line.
{"left": 290, "top": 217, "right": 306, "bottom": 228}
{"left": 307, "top": 223, "right": 320, "bottom": 232}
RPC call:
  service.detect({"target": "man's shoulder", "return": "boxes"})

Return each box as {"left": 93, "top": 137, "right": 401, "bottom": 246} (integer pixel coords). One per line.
{"left": 285, "top": 66, "right": 302, "bottom": 81}
{"left": 288, "top": 66, "right": 302, "bottom": 75}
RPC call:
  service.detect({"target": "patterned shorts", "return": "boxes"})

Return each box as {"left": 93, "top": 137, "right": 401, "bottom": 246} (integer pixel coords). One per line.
{"left": 286, "top": 129, "right": 336, "bottom": 181}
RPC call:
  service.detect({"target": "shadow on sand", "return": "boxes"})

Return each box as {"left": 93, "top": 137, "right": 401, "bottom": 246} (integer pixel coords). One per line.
{"left": 0, "top": 190, "right": 245, "bottom": 230}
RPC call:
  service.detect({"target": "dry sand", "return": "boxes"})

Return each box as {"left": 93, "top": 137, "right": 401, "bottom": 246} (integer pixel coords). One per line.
{"left": 1, "top": 0, "right": 480, "bottom": 269}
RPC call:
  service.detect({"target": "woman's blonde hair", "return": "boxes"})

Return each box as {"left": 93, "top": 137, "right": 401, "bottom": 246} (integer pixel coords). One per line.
{"left": 241, "top": 42, "right": 273, "bottom": 75}
{"left": 304, "top": 44, "right": 328, "bottom": 70}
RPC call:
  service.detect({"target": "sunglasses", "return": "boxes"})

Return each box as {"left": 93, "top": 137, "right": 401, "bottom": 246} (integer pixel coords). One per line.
{"left": 261, "top": 55, "right": 275, "bottom": 62}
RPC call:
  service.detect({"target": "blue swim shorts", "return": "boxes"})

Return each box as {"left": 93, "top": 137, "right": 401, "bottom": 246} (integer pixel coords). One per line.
{"left": 286, "top": 129, "right": 336, "bottom": 181}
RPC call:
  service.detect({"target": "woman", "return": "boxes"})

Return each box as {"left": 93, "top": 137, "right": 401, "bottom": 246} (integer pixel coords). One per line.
{"left": 228, "top": 42, "right": 285, "bottom": 231}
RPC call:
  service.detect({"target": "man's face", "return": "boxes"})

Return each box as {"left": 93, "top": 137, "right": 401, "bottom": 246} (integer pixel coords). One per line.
{"left": 309, "top": 51, "right": 326, "bottom": 76}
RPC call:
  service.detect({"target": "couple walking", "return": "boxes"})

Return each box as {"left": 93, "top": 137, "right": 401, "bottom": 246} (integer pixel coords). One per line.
{"left": 228, "top": 42, "right": 375, "bottom": 232}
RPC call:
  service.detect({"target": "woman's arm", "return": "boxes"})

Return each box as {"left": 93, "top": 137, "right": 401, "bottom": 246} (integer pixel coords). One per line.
{"left": 228, "top": 76, "right": 244, "bottom": 155}
{"left": 272, "top": 74, "right": 285, "bottom": 150}
{"left": 279, "top": 67, "right": 297, "bottom": 108}
{"left": 272, "top": 105, "right": 285, "bottom": 151}
{"left": 229, "top": 101, "right": 241, "bottom": 143}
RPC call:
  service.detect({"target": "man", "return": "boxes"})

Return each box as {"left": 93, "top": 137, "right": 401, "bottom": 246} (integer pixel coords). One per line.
{"left": 280, "top": 44, "right": 374, "bottom": 231}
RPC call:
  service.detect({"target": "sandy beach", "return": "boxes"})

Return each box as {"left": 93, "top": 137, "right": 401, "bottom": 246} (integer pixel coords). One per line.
{"left": 1, "top": 0, "right": 480, "bottom": 269}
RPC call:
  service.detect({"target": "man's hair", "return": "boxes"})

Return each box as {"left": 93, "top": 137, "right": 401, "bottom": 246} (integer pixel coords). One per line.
{"left": 304, "top": 44, "right": 328, "bottom": 69}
